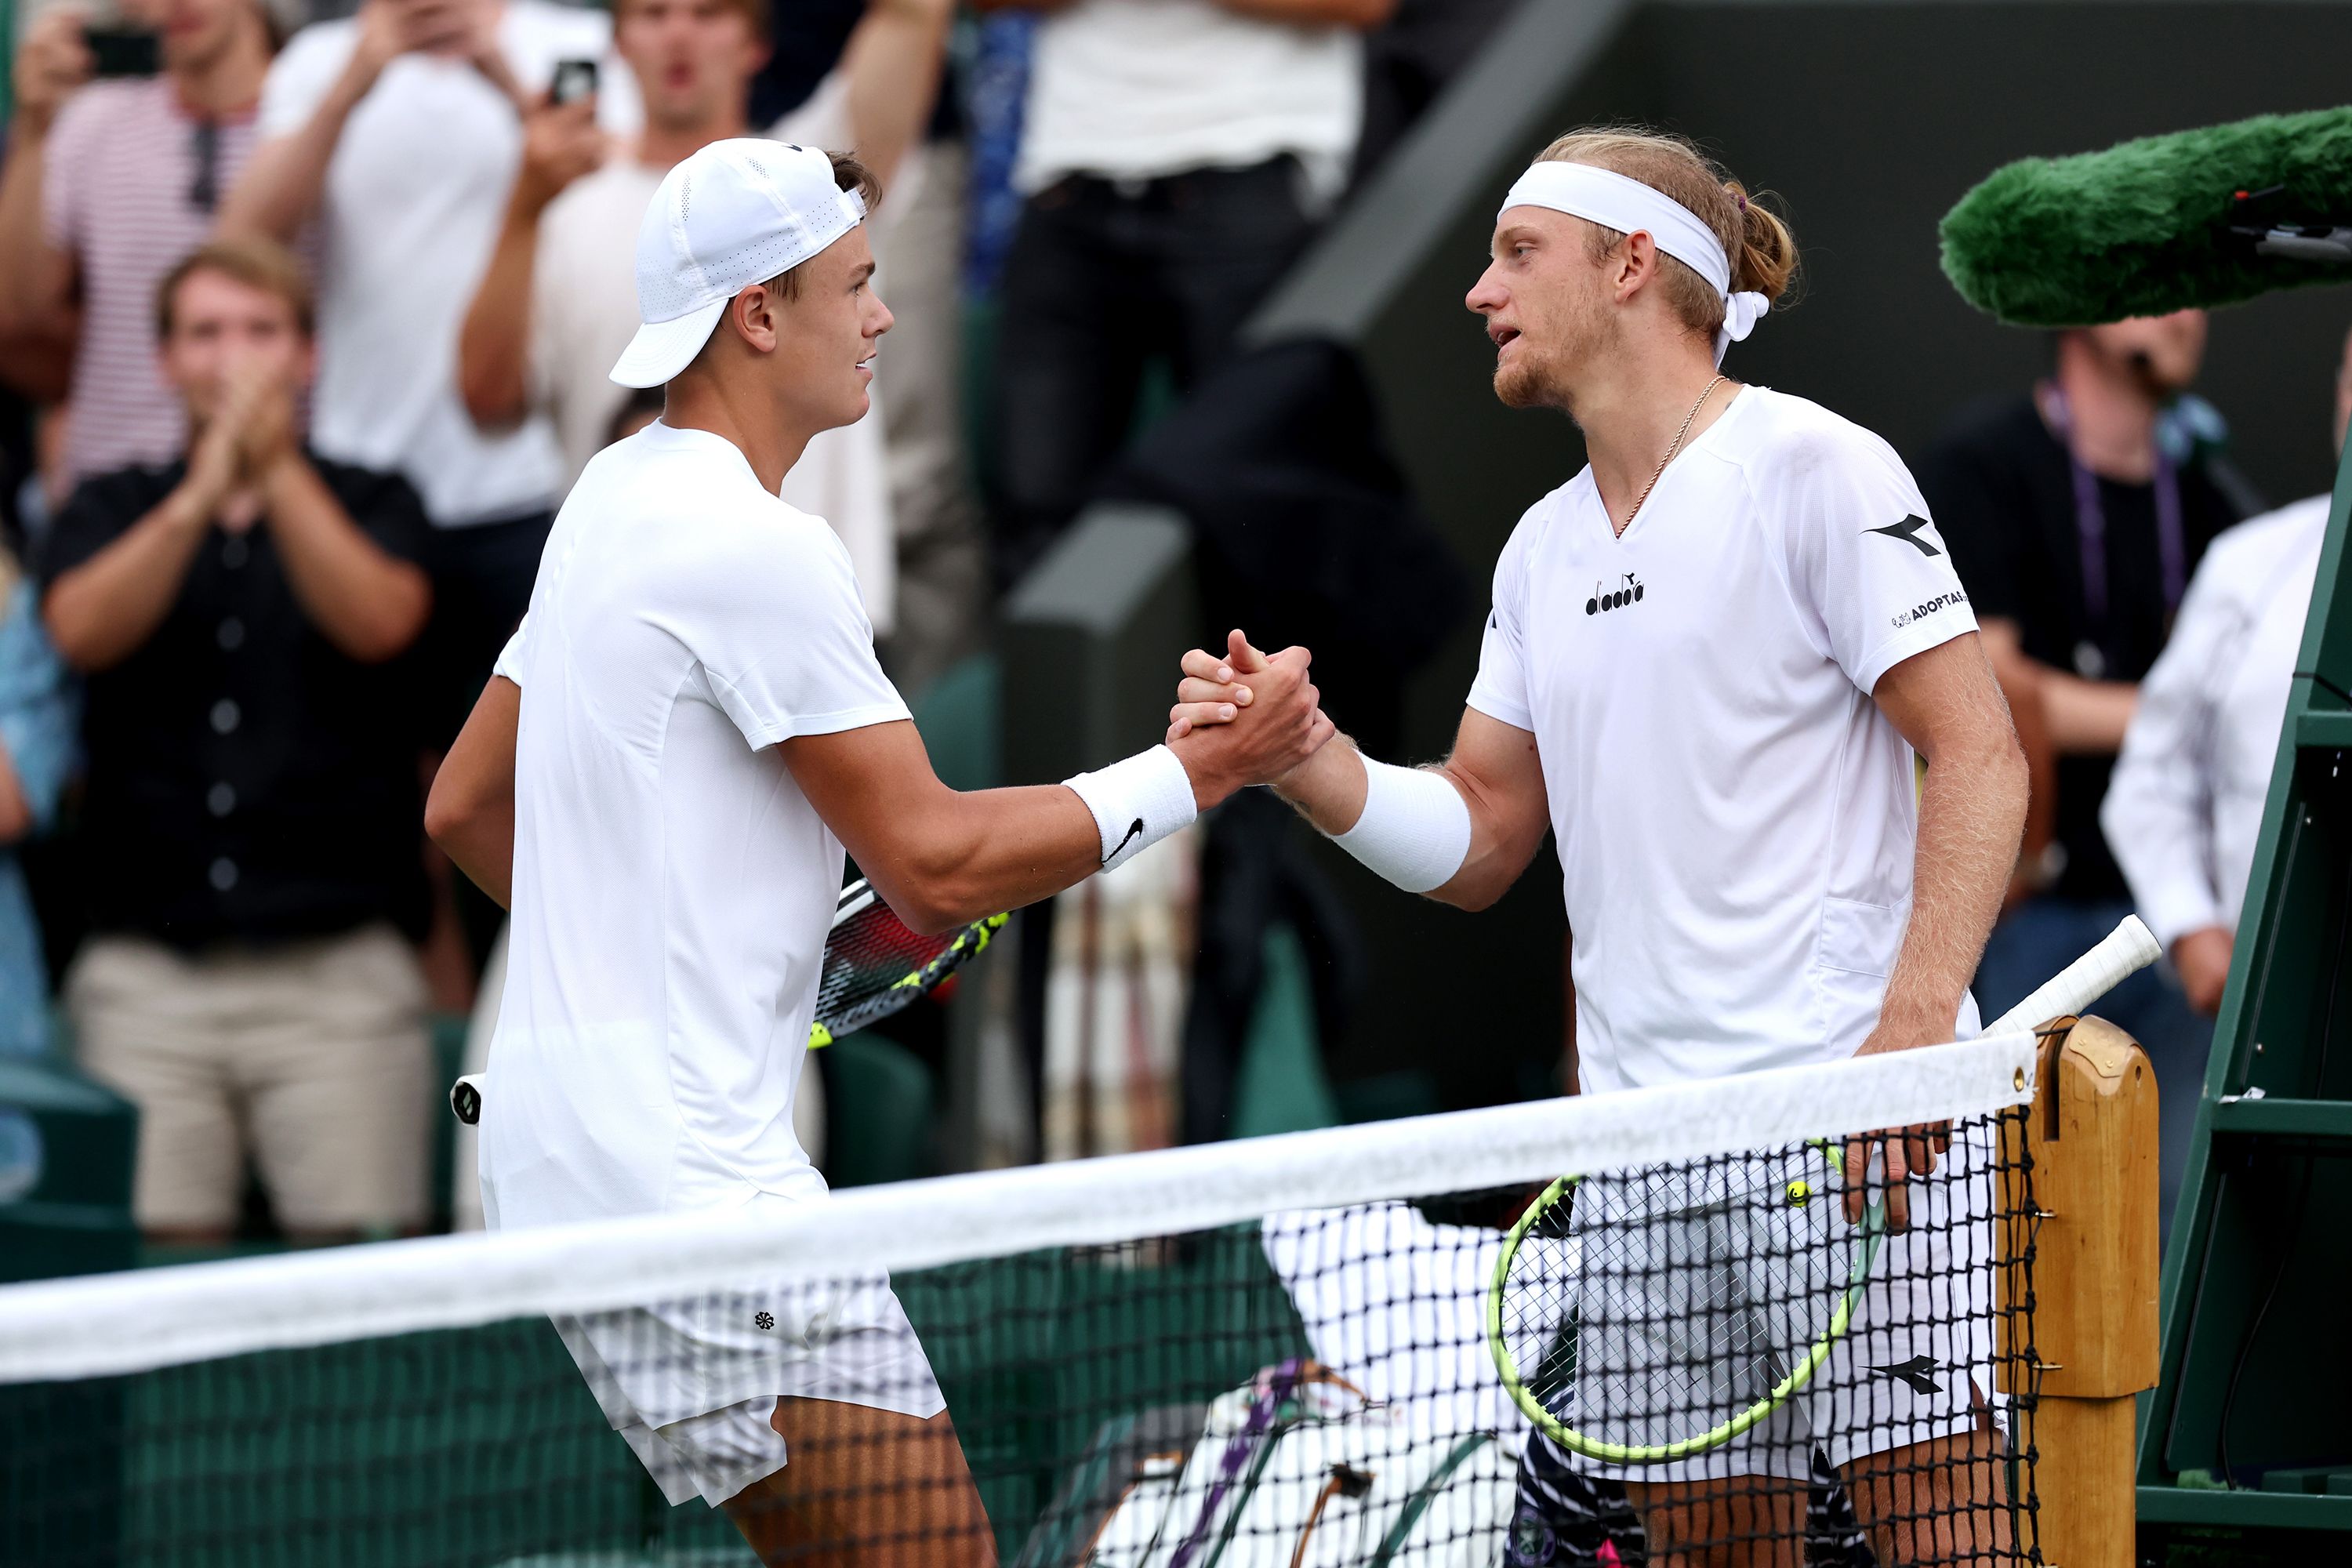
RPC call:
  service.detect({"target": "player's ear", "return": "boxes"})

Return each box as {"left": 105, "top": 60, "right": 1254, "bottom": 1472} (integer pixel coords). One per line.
{"left": 729, "top": 284, "right": 781, "bottom": 354}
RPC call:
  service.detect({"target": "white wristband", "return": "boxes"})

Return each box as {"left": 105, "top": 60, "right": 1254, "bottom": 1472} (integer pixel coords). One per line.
{"left": 1064, "top": 745, "right": 1199, "bottom": 873}
{"left": 1330, "top": 757, "right": 1471, "bottom": 893}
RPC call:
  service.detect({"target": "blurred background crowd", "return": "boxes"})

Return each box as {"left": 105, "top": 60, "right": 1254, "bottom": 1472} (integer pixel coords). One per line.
{"left": 0, "top": 0, "right": 2343, "bottom": 1261}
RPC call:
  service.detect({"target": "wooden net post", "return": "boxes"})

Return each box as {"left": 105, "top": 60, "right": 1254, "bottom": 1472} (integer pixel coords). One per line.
{"left": 2000, "top": 1015, "right": 2161, "bottom": 1568}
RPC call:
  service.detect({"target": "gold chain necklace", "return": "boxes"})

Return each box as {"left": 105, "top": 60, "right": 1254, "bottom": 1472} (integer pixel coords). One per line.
{"left": 1619, "top": 374, "right": 1726, "bottom": 535}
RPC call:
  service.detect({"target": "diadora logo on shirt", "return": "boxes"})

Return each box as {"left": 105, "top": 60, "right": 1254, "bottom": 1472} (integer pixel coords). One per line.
{"left": 1890, "top": 590, "right": 1969, "bottom": 630}
{"left": 1867, "top": 514, "right": 1943, "bottom": 557}
{"left": 1586, "top": 573, "right": 1646, "bottom": 615}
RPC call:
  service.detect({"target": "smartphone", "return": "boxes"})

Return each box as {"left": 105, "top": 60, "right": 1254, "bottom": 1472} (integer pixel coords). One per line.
{"left": 85, "top": 26, "right": 161, "bottom": 78}
{"left": 550, "top": 58, "right": 598, "bottom": 107}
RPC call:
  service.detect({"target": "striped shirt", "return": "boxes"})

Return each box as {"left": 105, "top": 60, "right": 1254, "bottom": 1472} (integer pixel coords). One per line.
{"left": 41, "top": 80, "right": 263, "bottom": 492}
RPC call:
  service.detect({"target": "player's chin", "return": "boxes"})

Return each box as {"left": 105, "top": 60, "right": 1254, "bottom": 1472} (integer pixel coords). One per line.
{"left": 1491, "top": 360, "right": 1552, "bottom": 411}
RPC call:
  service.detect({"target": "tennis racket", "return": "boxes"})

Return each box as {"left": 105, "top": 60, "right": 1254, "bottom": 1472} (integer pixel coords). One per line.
{"left": 448, "top": 880, "right": 1007, "bottom": 1126}
{"left": 1485, "top": 913, "right": 2161, "bottom": 1462}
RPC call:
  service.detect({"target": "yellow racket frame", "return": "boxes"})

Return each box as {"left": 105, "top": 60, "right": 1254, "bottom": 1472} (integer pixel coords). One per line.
{"left": 1484, "top": 1142, "right": 1888, "bottom": 1463}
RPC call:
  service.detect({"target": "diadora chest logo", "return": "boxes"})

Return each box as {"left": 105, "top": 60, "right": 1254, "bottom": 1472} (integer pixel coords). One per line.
{"left": 1587, "top": 572, "right": 1646, "bottom": 615}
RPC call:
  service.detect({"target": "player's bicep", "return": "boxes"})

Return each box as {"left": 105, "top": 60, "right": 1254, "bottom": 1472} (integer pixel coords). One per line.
{"left": 1435, "top": 706, "right": 1551, "bottom": 909}
{"left": 778, "top": 720, "right": 946, "bottom": 884}
{"left": 1870, "top": 632, "right": 2016, "bottom": 768}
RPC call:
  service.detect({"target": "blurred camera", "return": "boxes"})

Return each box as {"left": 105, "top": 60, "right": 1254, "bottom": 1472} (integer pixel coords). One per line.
{"left": 85, "top": 26, "right": 162, "bottom": 78}
{"left": 551, "top": 58, "right": 598, "bottom": 107}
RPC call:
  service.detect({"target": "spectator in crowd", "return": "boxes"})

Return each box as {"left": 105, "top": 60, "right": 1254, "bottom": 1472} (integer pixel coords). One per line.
{"left": 454, "top": 0, "right": 949, "bottom": 635}
{"left": 2103, "top": 323, "right": 2352, "bottom": 1216}
{"left": 218, "top": 0, "right": 639, "bottom": 746}
{"left": 0, "top": 536, "right": 76, "bottom": 1059}
{"left": 35, "top": 239, "right": 434, "bottom": 1243}
{"left": 0, "top": 0, "right": 278, "bottom": 499}
{"left": 1919, "top": 311, "right": 2257, "bottom": 1219}
{"left": 975, "top": 0, "right": 1396, "bottom": 586}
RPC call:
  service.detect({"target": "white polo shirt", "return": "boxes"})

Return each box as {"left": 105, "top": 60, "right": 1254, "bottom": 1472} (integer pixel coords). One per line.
{"left": 480, "top": 421, "right": 909, "bottom": 1230}
{"left": 2104, "top": 492, "right": 2329, "bottom": 949}
{"left": 1467, "top": 388, "right": 1981, "bottom": 1094}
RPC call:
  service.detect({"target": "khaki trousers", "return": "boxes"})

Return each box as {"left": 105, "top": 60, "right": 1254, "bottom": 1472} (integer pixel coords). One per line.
{"left": 67, "top": 924, "right": 432, "bottom": 1233}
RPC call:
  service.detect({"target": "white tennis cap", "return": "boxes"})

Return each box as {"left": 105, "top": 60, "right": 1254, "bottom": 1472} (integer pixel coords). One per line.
{"left": 610, "top": 139, "right": 869, "bottom": 390}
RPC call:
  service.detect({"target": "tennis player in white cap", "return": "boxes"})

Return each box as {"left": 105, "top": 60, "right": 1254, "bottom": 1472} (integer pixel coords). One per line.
{"left": 1167, "top": 128, "right": 2031, "bottom": 1566}
{"left": 426, "top": 140, "right": 1331, "bottom": 1564}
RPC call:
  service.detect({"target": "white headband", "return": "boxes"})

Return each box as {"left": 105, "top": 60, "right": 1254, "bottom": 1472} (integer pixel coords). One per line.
{"left": 1500, "top": 161, "right": 1769, "bottom": 365}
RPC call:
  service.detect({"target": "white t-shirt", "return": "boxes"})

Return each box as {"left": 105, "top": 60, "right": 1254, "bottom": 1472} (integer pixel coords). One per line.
{"left": 480, "top": 420, "right": 910, "bottom": 1230}
{"left": 1018, "top": 0, "right": 1363, "bottom": 203}
{"left": 2104, "top": 492, "right": 2328, "bottom": 949}
{"left": 258, "top": 2, "right": 641, "bottom": 526}
{"left": 1466, "top": 388, "right": 1982, "bottom": 1094}
{"left": 528, "top": 83, "right": 896, "bottom": 629}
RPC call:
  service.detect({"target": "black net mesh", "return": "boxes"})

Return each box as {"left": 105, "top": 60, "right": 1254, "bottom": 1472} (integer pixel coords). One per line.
{"left": 0, "top": 1108, "right": 2039, "bottom": 1568}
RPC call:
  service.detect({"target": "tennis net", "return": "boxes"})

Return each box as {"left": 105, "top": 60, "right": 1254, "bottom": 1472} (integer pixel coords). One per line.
{"left": 0, "top": 1035, "right": 2045, "bottom": 1568}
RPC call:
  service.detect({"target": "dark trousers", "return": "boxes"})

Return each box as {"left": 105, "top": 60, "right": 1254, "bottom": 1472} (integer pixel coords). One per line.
{"left": 991, "top": 157, "right": 1316, "bottom": 586}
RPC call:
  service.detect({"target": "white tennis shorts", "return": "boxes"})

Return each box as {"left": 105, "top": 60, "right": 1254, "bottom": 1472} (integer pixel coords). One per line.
{"left": 554, "top": 1272, "right": 947, "bottom": 1507}
{"left": 1563, "top": 1125, "right": 1999, "bottom": 1483}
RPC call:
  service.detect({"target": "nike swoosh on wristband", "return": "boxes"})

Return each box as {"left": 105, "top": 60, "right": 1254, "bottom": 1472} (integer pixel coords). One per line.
{"left": 1107, "top": 818, "right": 1145, "bottom": 865}
{"left": 1866, "top": 514, "right": 1943, "bottom": 557}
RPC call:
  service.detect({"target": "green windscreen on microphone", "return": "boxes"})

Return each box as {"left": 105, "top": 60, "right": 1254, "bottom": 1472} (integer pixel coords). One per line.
{"left": 1940, "top": 106, "right": 2352, "bottom": 328}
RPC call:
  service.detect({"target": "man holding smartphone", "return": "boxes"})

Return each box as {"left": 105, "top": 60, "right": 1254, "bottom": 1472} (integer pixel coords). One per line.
{"left": 456, "top": 0, "right": 952, "bottom": 634}
{"left": 0, "top": 0, "right": 277, "bottom": 497}
{"left": 219, "top": 0, "right": 641, "bottom": 754}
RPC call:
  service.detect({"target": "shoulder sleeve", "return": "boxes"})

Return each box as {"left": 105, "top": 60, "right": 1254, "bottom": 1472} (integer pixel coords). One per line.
{"left": 0, "top": 581, "right": 78, "bottom": 832}
{"left": 258, "top": 25, "right": 353, "bottom": 140}
{"left": 2102, "top": 545, "right": 2238, "bottom": 948}
{"left": 34, "top": 469, "right": 162, "bottom": 588}
{"left": 1464, "top": 507, "right": 1537, "bottom": 733}
{"left": 492, "top": 617, "right": 526, "bottom": 686}
{"left": 1774, "top": 430, "right": 1978, "bottom": 695}
{"left": 684, "top": 514, "right": 909, "bottom": 750}
{"left": 329, "top": 463, "right": 432, "bottom": 564}
{"left": 1913, "top": 429, "right": 2028, "bottom": 626}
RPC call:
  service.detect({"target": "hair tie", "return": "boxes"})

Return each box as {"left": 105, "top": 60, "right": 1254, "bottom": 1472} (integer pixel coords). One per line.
{"left": 1736, "top": 193, "right": 1748, "bottom": 212}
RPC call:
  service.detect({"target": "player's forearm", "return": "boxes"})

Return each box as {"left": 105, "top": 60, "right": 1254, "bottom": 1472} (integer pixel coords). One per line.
{"left": 458, "top": 201, "right": 542, "bottom": 430}
{"left": 1275, "top": 727, "right": 1543, "bottom": 913}
{"left": 1882, "top": 725, "right": 2028, "bottom": 1039}
{"left": 426, "top": 677, "right": 521, "bottom": 909}
{"left": 859, "top": 782, "right": 1109, "bottom": 935}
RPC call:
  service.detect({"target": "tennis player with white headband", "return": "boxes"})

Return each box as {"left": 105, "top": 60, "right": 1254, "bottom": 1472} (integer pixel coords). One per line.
{"left": 426, "top": 138, "right": 1333, "bottom": 1566}
{"left": 1165, "top": 128, "right": 2031, "bottom": 1565}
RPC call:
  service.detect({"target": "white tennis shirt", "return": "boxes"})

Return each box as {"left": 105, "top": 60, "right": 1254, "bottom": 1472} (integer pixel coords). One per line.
{"left": 1466, "top": 388, "right": 1981, "bottom": 1093}
{"left": 481, "top": 421, "right": 909, "bottom": 1230}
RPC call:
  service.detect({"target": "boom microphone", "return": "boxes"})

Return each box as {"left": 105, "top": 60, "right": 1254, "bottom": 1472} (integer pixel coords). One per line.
{"left": 1940, "top": 106, "right": 2352, "bottom": 327}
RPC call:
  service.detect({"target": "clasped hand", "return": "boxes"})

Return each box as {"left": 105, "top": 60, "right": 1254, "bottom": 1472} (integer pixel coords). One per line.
{"left": 1163, "top": 630, "right": 1334, "bottom": 807}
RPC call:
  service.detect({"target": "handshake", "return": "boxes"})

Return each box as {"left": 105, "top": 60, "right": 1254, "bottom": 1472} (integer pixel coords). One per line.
{"left": 1159, "top": 630, "right": 1339, "bottom": 809}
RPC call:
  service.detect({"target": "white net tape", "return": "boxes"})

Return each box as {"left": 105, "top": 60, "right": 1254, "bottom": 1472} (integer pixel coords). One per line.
{"left": 0, "top": 1034, "right": 2037, "bottom": 1385}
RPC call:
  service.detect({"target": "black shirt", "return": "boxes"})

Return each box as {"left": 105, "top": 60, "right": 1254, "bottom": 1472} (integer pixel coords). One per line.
{"left": 37, "top": 456, "right": 433, "bottom": 949}
{"left": 1916, "top": 395, "right": 2252, "bottom": 904}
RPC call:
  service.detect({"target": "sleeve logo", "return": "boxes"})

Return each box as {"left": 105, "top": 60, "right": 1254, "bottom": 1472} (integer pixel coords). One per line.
{"left": 1865, "top": 514, "right": 1943, "bottom": 557}
{"left": 1890, "top": 590, "right": 1969, "bottom": 630}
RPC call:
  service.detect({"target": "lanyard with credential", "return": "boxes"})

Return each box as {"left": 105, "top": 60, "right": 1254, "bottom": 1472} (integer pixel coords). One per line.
{"left": 2043, "top": 387, "right": 2187, "bottom": 679}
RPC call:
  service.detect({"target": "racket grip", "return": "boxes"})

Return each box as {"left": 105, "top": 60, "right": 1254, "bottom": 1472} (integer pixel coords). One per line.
{"left": 451, "top": 1073, "right": 485, "bottom": 1127}
{"left": 1983, "top": 915, "right": 2162, "bottom": 1036}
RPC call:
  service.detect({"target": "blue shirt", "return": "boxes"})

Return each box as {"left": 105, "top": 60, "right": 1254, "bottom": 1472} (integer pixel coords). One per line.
{"left": 0, "top": 577, "right": 76, "bottom": 1057}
